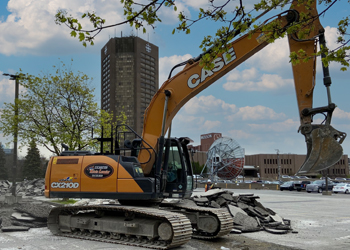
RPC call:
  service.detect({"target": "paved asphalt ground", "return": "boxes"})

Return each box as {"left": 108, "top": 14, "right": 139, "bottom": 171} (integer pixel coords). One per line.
{"left": 1, "top": 188, "right": 349, "bottom": 250}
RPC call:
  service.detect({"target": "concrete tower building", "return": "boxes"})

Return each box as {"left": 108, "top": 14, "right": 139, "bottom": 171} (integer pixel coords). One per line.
{"left": 101, "top": 36, "right": 159, "bottom": 135}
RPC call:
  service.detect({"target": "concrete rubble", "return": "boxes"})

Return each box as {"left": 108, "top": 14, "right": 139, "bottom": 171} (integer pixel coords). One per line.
{"left": 0, "top": 178, "right": 45, "bottom": 196}
{"left": 0, "top": 178, "right": 51, "bottom": 232}
{"left": 190, "top": 188, "right": 294, "bottom": 234}
{"left": 1, "top": 179, "right": 293, "bottom": 236}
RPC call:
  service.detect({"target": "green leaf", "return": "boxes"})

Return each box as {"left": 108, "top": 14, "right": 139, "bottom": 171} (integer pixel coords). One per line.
{"left": 70, "top": 30, "right": 77, "bottom": 37}
{"left": 79, "top": 32, "right": 85, "bottom": 42}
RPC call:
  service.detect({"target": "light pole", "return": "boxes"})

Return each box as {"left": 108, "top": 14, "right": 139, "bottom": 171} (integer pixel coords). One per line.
{"left": 3, "top": 73, "right": 20, "bottom": 196}
{"left": 275, "top": 149, "right": 281, "bottom": 182}
{"left": 190, "top": 148, "right": 197, "bottom": 188}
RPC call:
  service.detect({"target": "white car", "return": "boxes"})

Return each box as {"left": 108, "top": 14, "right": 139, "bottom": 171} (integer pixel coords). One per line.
{"left": 332, "top": 183, "right": 350, "bottom": 194}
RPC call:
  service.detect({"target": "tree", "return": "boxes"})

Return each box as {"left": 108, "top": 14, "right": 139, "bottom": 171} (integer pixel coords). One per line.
{"left": 0, "top": 143, "right": 7, "bottom": 180}
{"left": 22, "top": 140, "right": 42, "bottom": 180}
{"left": 54, "top": 0, "right": 350, "bottom": 69}
{"left": 0, "top": 61, "right": 126, "bottom": 156}
{"left": 192, "top": 161, "right": 205, "bottom": 175}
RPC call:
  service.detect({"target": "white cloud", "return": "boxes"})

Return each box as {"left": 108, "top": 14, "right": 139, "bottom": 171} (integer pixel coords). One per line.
{"left": 227, "top": 129, "right": 254, "bottom": 139}
{"left": 333, "top": 108, "right": 350, "bottom": 120}
{"left": 244, "top": 26, "right": 343, "bottom": 75}
{"left": 246, "top": 37, "right": 290, "bottom": 72}
{"left": 227, "top": 105, "right": 286, "bottom": 121}
{"left": 0, "top": 77, "right": 15, "bottom": 103}
{"left": 0, "top": 0, "right": 135, "bottom": 56}
{"left": 247, "top": 119, "right": 299, "bottom": 132}
{"left": 173, "top": 114, "right": 220, "bottom": 132}
{"left": 159, "top": 54, "right": 193, "bottom": 86}
{"left": 226, "top": 68, "right": 258, "bottom": 82}
{"left": 179, "top": 0, "right": 256, "bottom": 17}
{"left": 223, "top": 72, "right": 293, "bottom": 92}
{"left": 181, "top": 0, "right": 210, "bottom": 9}
{"left": 324, "top": 26, "right": 339, "bottom": 51}
{"left": 183, "top": 95, "right": 236, "bottom": 115}
{"left": 158, "top": 1, "right": 191, "bottom": 25}
{"left": 202, "top": 120, "right": 221, "bottom": 131}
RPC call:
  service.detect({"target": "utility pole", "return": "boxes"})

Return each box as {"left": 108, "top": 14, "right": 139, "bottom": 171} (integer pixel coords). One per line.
{"left": 276, "top": 149, "right": 281, "bottom": 182}
{"left": 3, "top": 73, "right": 20, "bottom": 196}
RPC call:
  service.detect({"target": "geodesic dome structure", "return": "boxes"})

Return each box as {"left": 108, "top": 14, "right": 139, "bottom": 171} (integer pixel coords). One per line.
{"left": 203, "top": 137, "right": 245, "bottom": 180}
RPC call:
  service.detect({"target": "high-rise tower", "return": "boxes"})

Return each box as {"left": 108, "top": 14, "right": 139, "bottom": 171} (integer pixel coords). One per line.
{"left": 101, "top": 36, "right": 159, "bottom": 135}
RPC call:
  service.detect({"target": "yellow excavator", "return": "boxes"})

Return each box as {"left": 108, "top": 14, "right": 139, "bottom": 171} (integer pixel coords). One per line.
{"left": 44, "top": 1, "right": 346, "bottom": 249}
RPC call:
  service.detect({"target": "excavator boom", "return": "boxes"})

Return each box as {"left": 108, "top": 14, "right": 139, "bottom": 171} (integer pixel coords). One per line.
{"left": 138, "top": 0, "right": 346, "bottom": 175}
{"left": 44, "top": 1, "right": 346, "bottom": 249}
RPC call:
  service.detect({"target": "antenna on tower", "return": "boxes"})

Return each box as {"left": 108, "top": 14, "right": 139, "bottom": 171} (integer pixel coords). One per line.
{"left": 148, "top": 33, "right": 149, "bottom": 42}
{"left": 114, "top": 28, "right": 116, "bottom": 38}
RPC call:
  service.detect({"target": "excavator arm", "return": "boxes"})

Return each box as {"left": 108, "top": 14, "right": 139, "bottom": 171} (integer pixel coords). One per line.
{"left": 289, "top": 3, "right": 346, "bottom": 174}
{"left": 138, "top": 0, "right": 346, "bottom": 176}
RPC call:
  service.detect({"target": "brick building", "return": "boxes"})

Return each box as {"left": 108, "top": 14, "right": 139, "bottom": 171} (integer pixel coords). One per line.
{"left": 188, "top": 133, "right": 349, "bottom": 179}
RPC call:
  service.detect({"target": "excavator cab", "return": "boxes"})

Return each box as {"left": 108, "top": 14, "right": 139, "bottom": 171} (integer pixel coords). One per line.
{"left": 115, "top": 125, "right": 194, "bottom": 200}
{"left": 161, "top": 137, "right": 193, "bottom": 199}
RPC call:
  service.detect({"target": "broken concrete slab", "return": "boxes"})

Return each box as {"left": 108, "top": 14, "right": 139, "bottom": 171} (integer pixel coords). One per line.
{"left": 190, "top": 188, "right": 293, "bottom": 235}
{"left": 270, "top": 214, "right": 284, "bottom": 224}
{"left": 0, "top": 178, "right": 45, "bottom": 198}
{"left": 4, "top": 195, "right": 22, "bottom": 205}
{"left": 11, "top": 212, "right": 36, "bottom": 221}
{"left": 1, "top": 226, "right": 30, "bottom": 232}
{"left": 234, "top": 212, "right": 260, "bottom": 232}
{"left": 227, "top": 204, "right": 248, "bottom": 217}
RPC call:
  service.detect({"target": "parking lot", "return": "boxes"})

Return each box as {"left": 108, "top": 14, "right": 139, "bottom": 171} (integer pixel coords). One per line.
{"left": 1, "top": 188, "right": 350, "bottom": 250}
{"left": 234, "top": 188, "right": 350, "bottom": 250}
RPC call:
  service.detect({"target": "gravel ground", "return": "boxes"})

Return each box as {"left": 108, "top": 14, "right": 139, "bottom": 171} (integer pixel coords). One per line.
{"left": 0, "top": 194, "right": 301, "bottom": 250}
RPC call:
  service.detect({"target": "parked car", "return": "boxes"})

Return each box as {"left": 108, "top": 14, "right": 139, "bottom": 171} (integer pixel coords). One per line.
{"left": 272, "top": 180, "right": 284, "bottom": 185}
{"left": 281, "top": 175, "right": 291, "bottom": 179}
{"left": 306, "top": 180, "right": 336, "bottom": 193}
{"left": 280, "top": 181, "right": 296, "bottom": 191}
{"left": 334, "top": 177, "right": 347, "bottom": 181}
{"left": 333, "top": 183, "right": 350, "bottom": 194}
{"left": 289, "top": 176, "right": 299, "bottom": 179}
{"left": 294, "top": 180, "right": 311, "bottom": 191}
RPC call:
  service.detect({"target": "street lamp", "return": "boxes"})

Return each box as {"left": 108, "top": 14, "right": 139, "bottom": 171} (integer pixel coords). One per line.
{"left": 190, "top": 148, "right": 197, "bottom": 188}
{"left": 2, "top": 73, "right": 20, "bottom": 196}
{"left": 275, "top": 149, "right": 281, "bottom": 182}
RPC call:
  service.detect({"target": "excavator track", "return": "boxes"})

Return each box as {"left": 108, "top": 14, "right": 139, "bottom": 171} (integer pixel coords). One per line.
{"left": 160, "top": 202, "right": 233, "bottom": 239}
{"left": 47, "top": 205, "right": 192, "bottom": 249}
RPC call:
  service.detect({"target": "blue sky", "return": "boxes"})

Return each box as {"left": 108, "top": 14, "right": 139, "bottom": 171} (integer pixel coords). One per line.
{"left": 1, "top": 0, "right": 350, "bottom": 159}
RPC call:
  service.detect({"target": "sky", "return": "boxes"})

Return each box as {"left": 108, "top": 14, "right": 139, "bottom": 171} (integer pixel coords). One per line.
{"left": 1, "top": 0, "right": 350, "bottom": 159}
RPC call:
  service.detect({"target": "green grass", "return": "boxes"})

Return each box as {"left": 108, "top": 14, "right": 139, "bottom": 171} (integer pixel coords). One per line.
{"left": 51, "top": 199, "right": 78, "bottom": 205}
